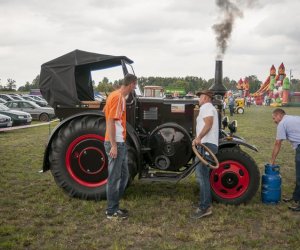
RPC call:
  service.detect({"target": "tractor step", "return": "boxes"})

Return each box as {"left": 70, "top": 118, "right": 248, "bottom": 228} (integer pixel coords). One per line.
{"left": 139, "top": 172, "right": 181, "bottom": 183}
{"left": 139, "top": 161, "right": 198, "bottom": 183}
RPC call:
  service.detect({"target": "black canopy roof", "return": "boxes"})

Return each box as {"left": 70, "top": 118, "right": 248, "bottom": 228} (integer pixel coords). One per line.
{"left": 39, "top": 50, "right": 133, "bottom": 107}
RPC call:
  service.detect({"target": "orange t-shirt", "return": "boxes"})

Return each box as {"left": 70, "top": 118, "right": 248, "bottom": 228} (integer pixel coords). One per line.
{"left": 104, "top": 90, "right": 126, "bottom": 142}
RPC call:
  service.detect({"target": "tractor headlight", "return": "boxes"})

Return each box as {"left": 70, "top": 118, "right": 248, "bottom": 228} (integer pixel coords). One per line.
{"left": 222, "top": 116, "right": 229, "bottom": 129}
{"left": 228, "top": 120, "right": 237, "bottom": 134}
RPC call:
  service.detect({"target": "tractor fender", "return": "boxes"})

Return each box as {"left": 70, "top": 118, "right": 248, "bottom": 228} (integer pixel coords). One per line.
{"left": 42, "top": 110, "right": 105, "bottom": 172}
{"left": 219, "top": 137, "right": 258, "bottom": 152}
{"left": 125, "top": 122, "right": 142, "bottom": 169}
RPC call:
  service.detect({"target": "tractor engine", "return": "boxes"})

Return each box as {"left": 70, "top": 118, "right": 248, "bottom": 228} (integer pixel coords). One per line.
{"left": 148, "top": 123, "right": 192, "bottom": 171}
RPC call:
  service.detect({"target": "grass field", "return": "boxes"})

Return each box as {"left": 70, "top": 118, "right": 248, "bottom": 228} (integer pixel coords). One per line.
{"left": 1, "top": 106, "right": 300, "bottom": 250}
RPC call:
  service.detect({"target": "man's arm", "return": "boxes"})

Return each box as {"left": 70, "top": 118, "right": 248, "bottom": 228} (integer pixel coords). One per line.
{"left": 271, "top": 139, "right": 282, "bottom": 165}
{"left": 193, "top": 116, "right": 213, "bottom": 146}
{"left": 106, "top": 118, "right": 117, "bottom": 158}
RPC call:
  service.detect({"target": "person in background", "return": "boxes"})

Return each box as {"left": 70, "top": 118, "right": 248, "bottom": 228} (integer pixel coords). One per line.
{"left": 246, "top": 96, "right": 251, "bottom": 107}
{"left": 228, "top": 92, "right": 235, "bottom": 116}
{"left": 222, "top": 98, "right": 227, "bottom": 115}
{"left": 270, "top": 108, "right": 300, "bottom": 212}
{"left": 191, "top": 90, "right": 219, "bottom": 219}
{"left": 104, "top": 73, "right": 137, "bottom": 219}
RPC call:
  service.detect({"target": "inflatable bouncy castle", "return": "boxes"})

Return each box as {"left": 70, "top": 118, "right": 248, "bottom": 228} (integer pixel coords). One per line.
{"left": 251, "top": 63, "right": 292, "bottom": 106}
{"left": 236, "top": 78, "right": 250, "bottom": 98}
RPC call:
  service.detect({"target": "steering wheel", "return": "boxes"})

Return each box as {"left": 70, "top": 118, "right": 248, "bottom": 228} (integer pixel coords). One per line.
{"left": 192, "top": 143, "right": 219, "bottom": 169}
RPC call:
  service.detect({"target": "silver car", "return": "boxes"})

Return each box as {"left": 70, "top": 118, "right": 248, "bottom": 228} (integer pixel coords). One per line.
{"left": 4, "top": 100, "right": 56, "bottom": 122}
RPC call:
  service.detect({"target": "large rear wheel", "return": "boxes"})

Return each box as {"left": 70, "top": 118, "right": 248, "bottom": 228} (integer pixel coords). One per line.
{"left": 49, "top": 115, "right": 138, "bottom": 200}
{"left": 49, "top": 116, "right": 108, "bottom": 200}
{"left": 210, "top": 147, "right": 260, "bottom": 205}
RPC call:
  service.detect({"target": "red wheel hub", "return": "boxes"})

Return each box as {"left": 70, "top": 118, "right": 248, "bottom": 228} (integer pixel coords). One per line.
{"left": 65, "top": 134, "right": 107, "bottom": 187}
{"left": 210, "top": 160, "right": 250, "bottom": 199}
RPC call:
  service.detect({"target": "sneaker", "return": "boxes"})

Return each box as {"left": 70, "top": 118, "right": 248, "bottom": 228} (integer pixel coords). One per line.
{"left": 190, "top": 207, "right": 212, "bottom": 219}
{"left": 289, "top": 204, "right": 300, "bottom": 212}
{"left": 283, "top": 197, "right": 295, "bottom": 203}
{"left": 105, "top": 208, "right": 129, "bottom": 215}
{"left": 106, "top": 210, "right": 128, "bottom": 220}
{"left": 288, "top": 200, "right": 300, "bottom": 211}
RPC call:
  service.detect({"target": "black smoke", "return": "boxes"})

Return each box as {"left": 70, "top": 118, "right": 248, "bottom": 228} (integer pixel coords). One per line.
{"left": 213, "top": 0, "right": 258, "bottom": 59}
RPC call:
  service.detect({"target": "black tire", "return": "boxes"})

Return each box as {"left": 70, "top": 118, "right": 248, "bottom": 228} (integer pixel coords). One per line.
{"left": 39, "top": 113, "right": 49, "bottom": 122}
{"left": 210, "top": 147, "right": 260, "bottom": 205}
{"left": 49, "top": 116, "right": 108, "bottom": 200}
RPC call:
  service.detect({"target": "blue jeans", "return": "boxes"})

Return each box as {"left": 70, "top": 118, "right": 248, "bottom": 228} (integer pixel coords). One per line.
{"left": 195, "top": 143, "right": 218, "bottom": 210}
{"left": 293, "top": 145, "right": 300, "bottom": 201}
{"left": 104, "top": 141, "right": 129, "bottom": 214}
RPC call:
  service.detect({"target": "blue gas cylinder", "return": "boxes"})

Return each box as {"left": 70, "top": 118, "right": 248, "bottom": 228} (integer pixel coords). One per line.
{"left": 261, "top": 164, "right": 282, "bottom": 204}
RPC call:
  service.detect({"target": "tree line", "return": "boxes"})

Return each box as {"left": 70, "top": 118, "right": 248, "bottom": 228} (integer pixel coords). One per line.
{"left": 1, "top": 74, "right": 300, "bottom": 94}
{"left": 94, "top": 75, "right": 266, "bottom": 94}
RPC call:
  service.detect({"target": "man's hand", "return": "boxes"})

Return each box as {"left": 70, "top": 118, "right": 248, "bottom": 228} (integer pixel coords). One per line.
{"left": 271, "top": 139, "right": 282, "bottom": 165}
{"left": 110, "top": 145, "right": 117, "bottom": 158}
{"left": 192, "top": 137, "right": 201, "bottom": 146}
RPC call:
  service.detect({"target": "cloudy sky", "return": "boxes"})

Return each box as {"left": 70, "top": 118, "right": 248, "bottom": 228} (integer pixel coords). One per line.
{"left": 0, "top": 0, "right": 299, "bottom": 88}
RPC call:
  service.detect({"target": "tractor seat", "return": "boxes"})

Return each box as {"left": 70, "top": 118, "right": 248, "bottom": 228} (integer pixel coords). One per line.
{"left": 81, "top": 101, "right": 102, "bottom": 108}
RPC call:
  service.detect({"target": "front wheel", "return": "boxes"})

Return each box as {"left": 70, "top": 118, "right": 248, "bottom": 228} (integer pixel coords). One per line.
{"left": 210, "top": 147, "right": 260, "bottom": 205}
{"left": 39, "top": 113, "right": 50, "bottom": 122}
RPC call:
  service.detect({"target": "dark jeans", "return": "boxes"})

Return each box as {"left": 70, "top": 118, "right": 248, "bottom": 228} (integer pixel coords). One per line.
{"left": 293, "top": 145, "right": 300, "bottom": 201}
{"left": 229, "top": 104, "right": 234, "bottom": 116}
{"left": 104, "top": 141, "right": 129, "bottom": 214}
{"left": 195, "top": 143, "right": 218, "bottom": 210}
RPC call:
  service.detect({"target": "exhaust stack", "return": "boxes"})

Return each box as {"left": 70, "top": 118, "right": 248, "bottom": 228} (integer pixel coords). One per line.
{"left": 209, "top": 60, "right": 227, "bottom": 97}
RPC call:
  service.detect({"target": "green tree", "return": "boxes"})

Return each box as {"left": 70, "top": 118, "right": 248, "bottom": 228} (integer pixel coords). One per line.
{"left": 6, "top": 78, "right": 16, "bottom": 90}
{"left": 95, "top": 77, "right": 114, "bottom": 93}
{"left": 18, "top": 81, "right": 31, "bottom": 92}
{"left": 31, "top": 75, "right": 40, "bottom": 89}
{"left": 290, "top": 79, "right": 300, "bottom": 92}
{"left": 245, "top": 75, "right": 262, "bottom": 93}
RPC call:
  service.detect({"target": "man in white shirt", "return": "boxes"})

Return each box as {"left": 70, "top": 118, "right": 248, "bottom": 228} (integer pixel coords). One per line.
{"left": 191, "top": 90, "right": 219, "bottom": 219}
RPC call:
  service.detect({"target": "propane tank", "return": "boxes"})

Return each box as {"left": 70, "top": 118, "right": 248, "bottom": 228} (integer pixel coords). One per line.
{"left": 261, "top": 164, "right": 282, "bottom": 204}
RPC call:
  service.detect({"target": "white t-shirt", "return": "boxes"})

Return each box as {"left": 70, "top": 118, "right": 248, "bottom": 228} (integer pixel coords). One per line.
{"left": 196, "top": 102, "right": 219, "bottom": 146}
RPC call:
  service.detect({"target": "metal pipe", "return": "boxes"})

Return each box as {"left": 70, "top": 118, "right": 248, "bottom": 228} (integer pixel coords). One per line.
{"left": 209, "top": 60, "right": 227, "bottom": 97}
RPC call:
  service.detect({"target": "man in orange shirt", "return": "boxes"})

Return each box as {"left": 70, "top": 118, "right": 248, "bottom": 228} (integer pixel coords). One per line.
{"left": 104, "top": 73, "right": 137, "bottom": 219}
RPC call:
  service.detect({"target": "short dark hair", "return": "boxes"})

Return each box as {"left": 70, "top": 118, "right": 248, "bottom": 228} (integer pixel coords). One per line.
{"left": 123, "top": 73, "right": 137, "bottom": 86}
{"left": 273, "top": 108, "right": 286, "bottom": 115}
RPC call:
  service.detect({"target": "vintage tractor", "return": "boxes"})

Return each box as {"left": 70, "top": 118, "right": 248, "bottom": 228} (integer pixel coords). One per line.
{"left": 40, "top": 50, "right": 260, "bottom": 205}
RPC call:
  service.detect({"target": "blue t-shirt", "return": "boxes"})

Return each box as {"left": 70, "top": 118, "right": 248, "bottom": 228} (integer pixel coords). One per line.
{"left": 228, "top": 96, "right": 235, "bottom": 106}
{"left": 276, "top": 115, "right": 300, "bottom": 149}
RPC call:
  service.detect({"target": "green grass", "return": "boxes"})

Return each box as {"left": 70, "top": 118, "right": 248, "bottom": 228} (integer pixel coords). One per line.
{"left": 1, "top": 106, "right": 300, "bottom": 250}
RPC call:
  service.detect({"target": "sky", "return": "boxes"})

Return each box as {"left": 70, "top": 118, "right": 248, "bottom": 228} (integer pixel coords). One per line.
{"left": 0, "top": 0, "right": 299, "bottom": 88}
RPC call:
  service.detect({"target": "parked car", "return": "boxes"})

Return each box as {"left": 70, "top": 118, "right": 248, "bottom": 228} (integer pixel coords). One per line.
{"left": 0, "top": 98, "right": 7, "bottom": 104}
{"left": 21, "top": 95, "right": 48, "bottom": 107}
{"left": 28, "top": 95, "right": 47, "bottom": 102}
{"left": 4, "top": 100, "right": 55, "bottom": 122}
{"left": 7, "top": 94, "right": 25, "bottom": 101}
{"left": 94, "top": 93, "right": 106, "bottom": 101}
{"left": 0, "top": 94, "right": 16, "bottom": 102}
{"left": 0, "top": 113, "right": 13, "bottom": 128}
{"left": 0, "top": 103, "right": 32, "bottom": 126}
